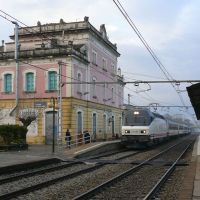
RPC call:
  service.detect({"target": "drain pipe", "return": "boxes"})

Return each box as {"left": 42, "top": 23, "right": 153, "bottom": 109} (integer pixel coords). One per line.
{"left": 10, "top": 21, "right": 19, "bottom": 116}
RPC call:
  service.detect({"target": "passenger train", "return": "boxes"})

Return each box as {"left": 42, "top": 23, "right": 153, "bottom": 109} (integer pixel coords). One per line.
{"left": 121, "top": 107, "right": 191, "bottom": 148}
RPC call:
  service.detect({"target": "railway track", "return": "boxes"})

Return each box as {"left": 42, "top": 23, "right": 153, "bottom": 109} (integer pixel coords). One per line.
{"left": 73, "top": 135, "right": 196, "bottom": 200}
{"left": 0, "top": 136, "right": 195, "bottom": 199}
{"left": 0, "top": 149, "right": 140, "bottom": 199}
{"left": 0, "top": 149, "right": 128, "bottom": 184}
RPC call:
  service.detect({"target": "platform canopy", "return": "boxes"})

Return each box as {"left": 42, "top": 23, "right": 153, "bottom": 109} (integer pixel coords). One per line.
{"left": 187, "top": 83, "right": 200, "bottom": 120}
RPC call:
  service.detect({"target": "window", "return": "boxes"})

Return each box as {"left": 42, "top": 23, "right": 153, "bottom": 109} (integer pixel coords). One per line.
{"left": 103, "top": 83, "right": 106, "bottom": 100}
{"left": 92, "top": 113, "right": 97, "bottom": 140}
{"left": 26, "top": 72, "right": 34, "bottom": 92}
{"left": 92, "top": 77, "right": 96, "bottom": 97}
{"left": 102, "top": 58, "right": 107, "bottom": 70}
{"left": 77, "top": 73, "right": 82, "bottom": 93}
{"left": 112, "top": 64, "right": 115, "bottom": 72}
{"left": 77, "top": 111, "right": 82, "bottom": 134}
{"left": 4, "top": 74, "right": 12, "bottom": 93}
{"left": 103, "top": 114, "right": 107, "bottom": 138}
{"left": 92, "top": 51, "right": 97, "bottom": 65}
{"left": 111, "top": 88, "right": 114, "bottom": 100}
{"left": 112, "top": 116, "right": 115, "bottom": 137}
{"left": 119, "top": 91, "right": 121, "bottom": 105}
{"left": 48, "top": 71, "right": 57, "bottom": 90}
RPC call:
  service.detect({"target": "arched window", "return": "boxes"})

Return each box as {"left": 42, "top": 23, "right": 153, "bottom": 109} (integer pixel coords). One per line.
{"left": 103, "top": 114, "right": 107, "bottom": 139}
{"left": 77, "top": 111, "right": 82, "bottom": 134}
{"left": 92, "top": 113, "right": 97, "bottom": 140}
{"left": 112, "top": 115, "right": 115, "bottom": 137}
{"left": 4, "top": 74, "right": 12, "bottom": 93}
{"left": 48, "top": 71, "right": 57, "bottom": 90}
{"left": 26, "top": 72, "right": 34, "bottom": 92}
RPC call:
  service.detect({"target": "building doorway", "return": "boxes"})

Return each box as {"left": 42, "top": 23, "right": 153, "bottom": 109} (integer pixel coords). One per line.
{"left": 112, "top": 116, "right": 115, "bottom": 137}
{"left": 45, "top": 111, "right": 58, "bottom": 144}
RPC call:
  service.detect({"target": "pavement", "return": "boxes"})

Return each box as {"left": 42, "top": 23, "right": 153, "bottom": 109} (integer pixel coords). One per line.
{"left": 193, "top": 135, "right": 200, "bottom": 200}
{"left": 0, "top": 140, "right": 119, "bottom": 167}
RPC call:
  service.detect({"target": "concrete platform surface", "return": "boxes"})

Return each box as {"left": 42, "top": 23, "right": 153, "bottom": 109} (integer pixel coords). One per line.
{"left": 0, "top": 140, "right": 120, "bottom": 167}
{"left": 193, "top": 136, "right": 200, "bottom": 200}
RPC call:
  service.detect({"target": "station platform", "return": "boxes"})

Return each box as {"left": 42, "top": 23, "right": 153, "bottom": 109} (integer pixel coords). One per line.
{"left": 0, "top": 140, "right": 120, "bottom": 167}
{"left": 192, "top": 135, "right": 200, "bottom": 200}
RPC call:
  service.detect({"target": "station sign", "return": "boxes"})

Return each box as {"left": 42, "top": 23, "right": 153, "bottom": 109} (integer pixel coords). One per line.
{"left": 34, "top": 102, "right": 47, "bottom": 108}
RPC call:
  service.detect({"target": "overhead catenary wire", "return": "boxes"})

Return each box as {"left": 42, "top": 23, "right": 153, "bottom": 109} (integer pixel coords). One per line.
{"left": 122, "top": 71, "right": 168, "bottom": 80}
{"left": 113, "top": 0, "right": 187, "bottom": 107}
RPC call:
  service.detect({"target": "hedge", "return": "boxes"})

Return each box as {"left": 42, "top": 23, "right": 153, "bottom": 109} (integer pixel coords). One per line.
{"left": 0, "top": 125, "right": 28, "bottom": 145}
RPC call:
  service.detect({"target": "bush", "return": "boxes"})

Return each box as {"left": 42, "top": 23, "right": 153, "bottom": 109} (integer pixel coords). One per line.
{"left": 0, "top": 125, "right": 28, "bottom": 145}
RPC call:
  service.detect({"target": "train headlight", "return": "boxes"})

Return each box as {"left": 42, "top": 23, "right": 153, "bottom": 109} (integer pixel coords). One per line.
{"left": 125, "top": 130, "right": 130, "bottom": 133}
{"left": 141, "top": 130, "right": 146, "bottom": 134}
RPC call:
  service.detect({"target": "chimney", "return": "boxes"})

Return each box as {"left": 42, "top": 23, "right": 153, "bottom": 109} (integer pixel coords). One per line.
{"left": 84, "top": 16, "right": 89, "bottom": 22}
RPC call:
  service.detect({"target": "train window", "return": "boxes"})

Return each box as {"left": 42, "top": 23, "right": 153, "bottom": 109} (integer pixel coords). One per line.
{"left": 125, "top": 117, "right": 128, "bottom": 124}
{"left": 123, "top": 109, "right": 152, "bottom": 126}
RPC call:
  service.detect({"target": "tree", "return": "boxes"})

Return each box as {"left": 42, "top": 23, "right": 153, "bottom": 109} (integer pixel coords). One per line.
{"left": 18, "top": 108, "right": 38, "bottom": 128}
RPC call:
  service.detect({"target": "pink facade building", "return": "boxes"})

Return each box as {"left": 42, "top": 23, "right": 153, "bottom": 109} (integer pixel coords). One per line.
{"left": 0, "top": 17, "right": 124, "bottom": 144}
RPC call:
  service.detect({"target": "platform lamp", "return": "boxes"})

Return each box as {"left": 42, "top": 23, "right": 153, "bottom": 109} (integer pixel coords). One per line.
{"left": 48, "top": 97, "right": 58, "bottom": 153}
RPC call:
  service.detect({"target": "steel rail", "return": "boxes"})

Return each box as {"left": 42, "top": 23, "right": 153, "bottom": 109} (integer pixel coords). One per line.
{"left": 72, "top": 139, "right": 189, "bottom": 200}
{"left": 143, "top": 138, "right": 195, "bottom": 200}
{"left": 0, "top": 161, "right": 81, "bottom": 185}
{"left": 0, "top": 151, "right": 140, "bottom": 200}
{"left": 0, "top": 158, "right": 61, "bottom": 175}
{"left": 0, "top": 149, "right": 127, "bottom": 185}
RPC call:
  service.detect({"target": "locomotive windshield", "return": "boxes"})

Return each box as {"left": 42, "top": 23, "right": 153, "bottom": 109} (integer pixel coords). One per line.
{"left": 124, "top": 109, "right": 153, "bottom": 126}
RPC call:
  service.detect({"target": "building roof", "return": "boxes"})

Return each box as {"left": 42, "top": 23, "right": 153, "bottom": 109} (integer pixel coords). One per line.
{"left": 9, "top": 17, "right": 120, "bottom": 56}
{"left": 187, "top": 83, "right": 200, "bottom": 120}
{"left": 0, "top": 44, "right": 88, "bottom": 63}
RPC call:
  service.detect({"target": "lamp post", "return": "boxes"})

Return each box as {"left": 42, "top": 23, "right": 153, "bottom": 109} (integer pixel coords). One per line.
{"left": 12, "top": 21, "right": 19, "bottom": 112}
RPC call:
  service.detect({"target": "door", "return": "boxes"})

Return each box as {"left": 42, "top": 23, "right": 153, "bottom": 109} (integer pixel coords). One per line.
{"left": 112, "top": 116, "right": 115, "bottom": 137}
{"left": 45, "top": 111, "right": 58, "bottom": 144}
{"left": 103, "top": 114, "right": 107, "bottom": 140}
{"left": 77, "top": 111, "right": 83, "bottom": 144}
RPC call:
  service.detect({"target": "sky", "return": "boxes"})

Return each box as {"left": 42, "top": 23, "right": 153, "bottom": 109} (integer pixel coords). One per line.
{"left": 0, "top": 0, "right": 200, "bottom": 122}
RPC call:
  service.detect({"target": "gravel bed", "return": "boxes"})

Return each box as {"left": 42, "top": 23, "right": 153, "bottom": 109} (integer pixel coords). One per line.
{"left": 15, "top": 142, "right": 182, "bottom": 200}
{"left": 16, "top": 163, "right": 134, "bottom": 200}
{"left": 0, "top": 163, "right": 91, "bottom": 195}
{"left": 0, "top": 162, "right": 69, "bottom": 180}
{"left": 10, "top": 137, "right": 194, "bottom": 199}
{"left": 153, "top": 142, "right": 194, "bottom": 200}
{"left": 155, "top": 166, "right": 187, "bottom": 200}
{"left": 92, "top": 165, "right": 169, "bottom": 199}
{"left": 0, "top": 150, "right": 145, "bottom": 197}
{"left": 93, "top": 150, "right": 137, "bottom": 160}
{"left": 153, "top": 141, "right": 190, "bottom": 164}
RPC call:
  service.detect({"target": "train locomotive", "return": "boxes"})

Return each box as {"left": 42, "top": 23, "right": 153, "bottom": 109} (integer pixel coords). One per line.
{"left": 121, "top": 107, "right": 190, "bottom": 148}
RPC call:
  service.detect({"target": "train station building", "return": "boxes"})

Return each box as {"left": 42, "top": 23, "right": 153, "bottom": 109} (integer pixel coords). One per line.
{"left": 0, "top": 17, "right": 124, "bottom": 145}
